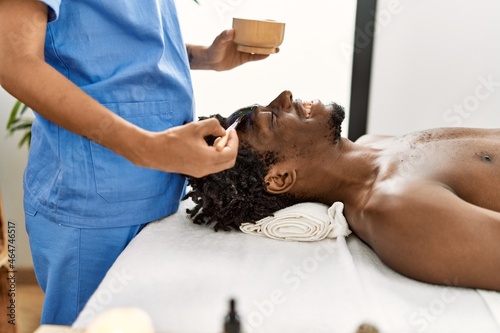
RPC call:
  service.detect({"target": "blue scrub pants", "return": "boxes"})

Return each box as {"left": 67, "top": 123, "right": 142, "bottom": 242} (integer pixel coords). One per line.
{"left": 24, "top": 200, "right": 147, "bottom": 325}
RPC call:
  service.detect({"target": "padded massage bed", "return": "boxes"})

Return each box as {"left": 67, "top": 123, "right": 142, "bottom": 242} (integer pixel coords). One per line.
{"left": 72, "top": 199, "right": 500, "bottom": 333}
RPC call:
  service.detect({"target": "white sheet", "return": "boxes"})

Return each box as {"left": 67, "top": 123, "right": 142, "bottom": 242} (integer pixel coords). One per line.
{"left": 73, "top": 200, "right": 500, "bottom": 333}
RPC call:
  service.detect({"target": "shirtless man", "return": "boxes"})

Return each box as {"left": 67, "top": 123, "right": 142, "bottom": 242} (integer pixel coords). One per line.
{"left": 185, "top": 90, "right": 500, "bottom": 291}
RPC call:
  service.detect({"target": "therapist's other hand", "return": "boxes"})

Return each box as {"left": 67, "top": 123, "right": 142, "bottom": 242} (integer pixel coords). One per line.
{"left": 132, "top": 118, "right": 239, "bottom": 178}
{"left": 187, "top": 29, "right": 278, "bottom": 71}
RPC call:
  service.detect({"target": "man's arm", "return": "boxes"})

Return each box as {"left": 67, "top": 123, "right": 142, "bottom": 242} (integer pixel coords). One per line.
{"left": 363, "top": 182, "right": 500, "bottom": 291}
{"left": 0, "top": 0, "right": 237, "bottom": 178}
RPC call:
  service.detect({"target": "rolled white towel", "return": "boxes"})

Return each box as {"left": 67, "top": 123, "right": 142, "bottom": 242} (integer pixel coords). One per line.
{"left": 239, "top": 202, "right": 351, "bottom": 242}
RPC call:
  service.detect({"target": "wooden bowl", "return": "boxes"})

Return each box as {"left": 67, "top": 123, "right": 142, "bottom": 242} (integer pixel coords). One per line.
{"left": 232, "top": 18, "right": 285, "bottom": 55}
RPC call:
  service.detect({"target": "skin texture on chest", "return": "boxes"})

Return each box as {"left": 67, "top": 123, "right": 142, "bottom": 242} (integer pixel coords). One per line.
{"left": 374, "top": 128, "right": 500, "bottom": 212}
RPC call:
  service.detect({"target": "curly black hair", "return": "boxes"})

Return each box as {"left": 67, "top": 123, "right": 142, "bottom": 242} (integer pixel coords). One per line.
{"left": 183, "top": 114, "right": 301, "bottom": 231}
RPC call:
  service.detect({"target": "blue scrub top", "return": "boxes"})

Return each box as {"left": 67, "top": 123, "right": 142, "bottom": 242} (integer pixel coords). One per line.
{"left": 24, "top": 0, "right": 195, "bottom": 228}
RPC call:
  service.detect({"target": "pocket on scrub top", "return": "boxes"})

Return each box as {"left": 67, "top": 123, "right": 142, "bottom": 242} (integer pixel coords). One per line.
{"left": 90, "top": 101, "right": 177, "bottom": 203}
{"left": 24, "top": 199, "right": 38, "bottom": 217}
{"left": 23, "top": 199, "right": 39, "bottom": 236}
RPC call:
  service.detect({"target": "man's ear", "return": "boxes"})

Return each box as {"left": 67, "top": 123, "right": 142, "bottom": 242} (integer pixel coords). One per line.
{"left": 264, "top": 167, "right": 297, "bottom": 194}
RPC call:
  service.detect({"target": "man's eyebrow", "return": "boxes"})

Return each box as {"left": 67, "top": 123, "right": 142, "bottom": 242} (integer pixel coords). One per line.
{"left": 227, "top": 104, "right": 259, "bottom": 128}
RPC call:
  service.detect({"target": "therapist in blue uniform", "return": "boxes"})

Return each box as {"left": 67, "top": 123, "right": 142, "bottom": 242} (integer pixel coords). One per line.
{"left": 0, "top": 0, "right": 275, "bottom": 325}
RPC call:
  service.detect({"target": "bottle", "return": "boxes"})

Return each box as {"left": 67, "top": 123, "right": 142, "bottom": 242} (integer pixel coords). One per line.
{"left": 224, "top": 298, "right": 241, "bottom": 333}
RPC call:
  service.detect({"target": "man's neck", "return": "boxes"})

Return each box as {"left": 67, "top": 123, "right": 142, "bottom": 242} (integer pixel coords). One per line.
{"left": 312, "top": 138, "right": 381, "bottom": 208}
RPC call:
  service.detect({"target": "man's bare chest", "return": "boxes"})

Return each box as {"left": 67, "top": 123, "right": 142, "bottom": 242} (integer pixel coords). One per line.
{"left": 381, "top": 133, "right": 500, "bottom": 212}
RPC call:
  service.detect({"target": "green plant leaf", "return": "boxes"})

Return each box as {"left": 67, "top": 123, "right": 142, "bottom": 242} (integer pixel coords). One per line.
{"left": 18, "top": 103, "right": 29, "bottom": 116}
{"left": 6, "top": 100, "right": 33, "bottom": 149}
{"left": 18, "top": 131, "right": 31, "bottom": 149}
{"left": 7, "top": 120, "right": 33, "bottom": 134}
{"left": 6, "top": 100, "right": 23, "bottom": 129}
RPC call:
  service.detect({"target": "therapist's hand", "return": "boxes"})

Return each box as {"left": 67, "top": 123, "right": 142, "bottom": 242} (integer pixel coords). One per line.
{"left": 132, "top": 118, "right": 239, "bottom": 178}
{"left": 187, "top": 29, "right": 278, "bottom": 71}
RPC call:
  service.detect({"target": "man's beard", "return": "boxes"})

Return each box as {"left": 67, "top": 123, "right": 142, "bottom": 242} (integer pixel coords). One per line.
{"left": 328, "top": 103, "right": 346, "bottom": 143}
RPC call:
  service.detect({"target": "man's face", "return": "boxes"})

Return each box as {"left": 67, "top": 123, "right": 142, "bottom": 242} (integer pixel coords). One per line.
{"left": 229, "top": 90, "right": 345, "bottom": 160}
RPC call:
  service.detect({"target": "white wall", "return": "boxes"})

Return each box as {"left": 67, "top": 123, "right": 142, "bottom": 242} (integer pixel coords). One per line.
{"left": 175, "top": 0, "right": 356, "bottom": 126}
{"left": 0, "top": 88, "right": 32, "bottom": 267}
{"left": 369, "top": 0, "right": 500, "bottom": 135}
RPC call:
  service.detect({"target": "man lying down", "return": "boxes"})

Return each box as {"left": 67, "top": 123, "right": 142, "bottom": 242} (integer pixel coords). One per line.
{"left": 184, "top": 90, "right": 500, "bottom": 292}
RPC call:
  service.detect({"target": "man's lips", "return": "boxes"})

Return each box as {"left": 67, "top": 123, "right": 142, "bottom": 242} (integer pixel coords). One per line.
{"left": 303, "top": 101, "right": 313, "bottom": 118}
{"left": 295, "top": 100, "right": 316, "bottom": 119}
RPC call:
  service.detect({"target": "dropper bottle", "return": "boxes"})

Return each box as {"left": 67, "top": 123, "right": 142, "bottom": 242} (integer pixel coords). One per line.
{"left": 224, "top": 298, "right": 241, "bottom": 333}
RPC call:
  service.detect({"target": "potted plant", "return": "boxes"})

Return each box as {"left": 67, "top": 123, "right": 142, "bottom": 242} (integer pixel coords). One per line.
{"left": 6, "top": 100, "right": 32, "bottom": 149}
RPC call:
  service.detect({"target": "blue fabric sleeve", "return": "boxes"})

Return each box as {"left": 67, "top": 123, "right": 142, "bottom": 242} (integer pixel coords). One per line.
{"left": 38, "top": 0, "right": 61, "bottom": 22}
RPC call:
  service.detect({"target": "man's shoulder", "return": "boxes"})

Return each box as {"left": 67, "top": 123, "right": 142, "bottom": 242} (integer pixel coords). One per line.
{"left": 363, "top": 180, "right": 453, "bottom": 221}
{"left": 350, "top": 180, "right": 454, "bottom": 242}
{"left": 354, "top": 134, "right": 394, "bottom": 147}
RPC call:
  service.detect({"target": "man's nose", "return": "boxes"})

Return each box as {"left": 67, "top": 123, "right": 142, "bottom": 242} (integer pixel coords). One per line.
{"left": 269, "top": 90, "right": 293, "bottom": 110}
